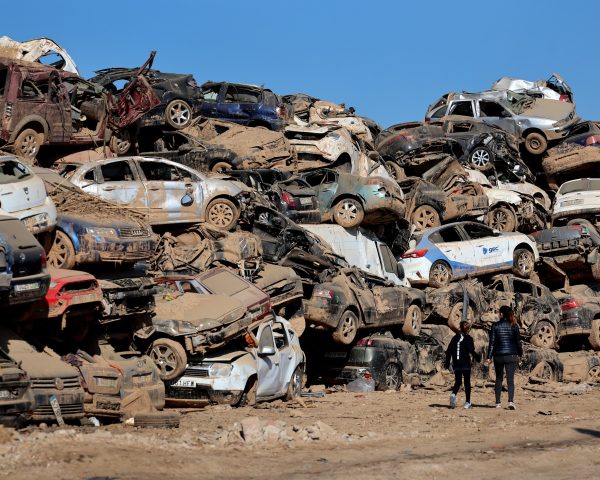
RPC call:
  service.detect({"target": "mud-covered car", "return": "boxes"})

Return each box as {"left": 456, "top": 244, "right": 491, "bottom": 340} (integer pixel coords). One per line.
{"left": 167, "top": 316, "right": 304, "bottom": 406}
{"left": 553, "top": 284, "right": 600, "bottom": 350}
{"left": 492, "top": 73, "right": 573, "bottom": 103}
{"left": 0, "top": 348, "right": 34, "bottom": 427}
{"left": 98, "top": 276, "right": 157, "bottom": 331}
{"left": 426, "top": 274, "right": 560, "bottom": 348}
{"left": 551, "top": 179, "right": 600, "bottom": 228}
{"left": 0, "top": 215, "right": 50, "bottom": 306}
{"left": 559, "top": 351, "right": 600, "bottom": 383}
{"left": 90, "top": 67, "right": 203, "bottom": 130}
{"left": 304, "top": 267, "right": 427, "bottom": 345}
{"left": 64, "top": 156, "right": 253, "bottom": 230}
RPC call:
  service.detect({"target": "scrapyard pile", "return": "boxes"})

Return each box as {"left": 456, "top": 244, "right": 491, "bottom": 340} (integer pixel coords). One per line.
{"left": 0, "top": 37, "right": 598, "bottom": 429}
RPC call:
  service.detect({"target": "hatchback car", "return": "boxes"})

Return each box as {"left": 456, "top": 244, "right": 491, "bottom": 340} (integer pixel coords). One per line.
{"left": 554, "top": 284, "right": 600, "bottom": 350}
{"left": 400, "top": 221, "right": 539, "bottom": 287}
{"left": 62, "top": 156, "right": 253, "bottom": 230}
{"left": 551, "top": 178, "right": 600, "bottom": 227}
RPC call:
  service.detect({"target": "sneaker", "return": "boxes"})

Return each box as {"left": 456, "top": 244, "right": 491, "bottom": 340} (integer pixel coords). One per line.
{"left": 464, "top": 402, "right": 472, "bottom": 409}
{"left": 449, "top": 393, "right": 457, "bottom": 408}
{"left": 508, "top": 402, "right": 516, "bottom": 410}
{"left": 495, "top": 403, "right": 502, "bottom": 409}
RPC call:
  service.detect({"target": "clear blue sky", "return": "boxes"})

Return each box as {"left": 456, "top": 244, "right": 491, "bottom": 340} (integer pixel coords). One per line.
{"left": 5, "top": 0, "right": 598, "bottom": 128}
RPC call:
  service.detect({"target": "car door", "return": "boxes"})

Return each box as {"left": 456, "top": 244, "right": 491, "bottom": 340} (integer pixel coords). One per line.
{"left": 136, "top": 159, "right": 200, "bottom": 224}
{"left": 429, "top": 225, "right": 474, "bottom": 278}
{"left": 302, "top": 170, "right": 339, "bottom": 217}
{"left": 272, "top": 320, "right": 294, "bottom": 394}
{"left": 255, "top": 322, "right": 282, "bottom": 398}
{"left": 511, "top": 278, "right": 540, "bottom": 333}
{"left": 477, "top": 100, "right": 518, "bottom": 136}
{"left": 481, "top": 277, "right": 512, "bottom": 325}
{"left": 461, "top": 222, "right": 502, "bottom": 270}
{"left": 447, "top": 100, "right": 475, "bottom": 118}
{"left": 80, "top": 159, "right": 148, "bottom": 213}
{"left": 345, "top": 270, "right": 376, "bottom": 324}
{"left": 366, "top": 274, "right": 406, "bottom": 327}
{"left": 217, "top": 84, "right": 249, "bottom": 124}
{"left": 199, "top": 83, "right": 221, "bottom": 118}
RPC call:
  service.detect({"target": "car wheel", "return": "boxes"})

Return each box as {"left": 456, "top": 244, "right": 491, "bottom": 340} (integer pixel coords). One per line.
{"left": 333, "top": 198, "right": 364, "bottom": 228}
{"left": 587, "top": 365, "right": 600, "bottom": 383}
{"left": 512, "top": 248, "right": 534, "bottom": 278}
{"left": 206, "top": 198, "right": 239, "bottom": 230}
{"left": 448, "top": 302, "right": 474, "bottom": 333}
{"left": 411, "top": 205, "right": 441, "bottom": 230}
{"left": 332, "top": 310, "right": 359, "bottom": 345}
{"left": 14, "top": 128, "right": 43, "bottom": 161}
{"left": 429, "top": 261, "right": 452, "bottom": 288}
{"left": 285, "top": 365, "right": 303, "bottom": 401}
{"left": 530, "top": 361, "right": 556, "bottom": 381}
{"left": 109, "top": 130, "right": 131, "bottom": 155}
{"left": 165, "top": 99, "right": 193, "bottom": 129}
{"left": 588, "top": 319, "right": 600, "bottom": 350}
{"left": 377, "top": 362, "right": 402, "bottom": 391}
{"left": 134, "top": 412, "right": 180, "bottom": 428}
{"left": 524, "top": 132, "right": 547, "bottom": 155}
{"left": 211, "top": 161, "right": 233, "bottom": 173}
{"left": 385, "top": 161, "right": 406, "bottom": 181}
{"left": 148, "top": 338, "right": 187, "bottom": 381}
{"left": 530, "top": 320, "right": 556, "bottom": 349}
{"left": 487, "top": 206, "right": 517, "bottom": 232}
{"left": 48, "top": 230, "right": 76, "bottom": 269}
{"left": 402, "top": 304, "right": 422, "bottom": 337}
{"left": 469, "top": 146, "right": 494, "bottom": 171}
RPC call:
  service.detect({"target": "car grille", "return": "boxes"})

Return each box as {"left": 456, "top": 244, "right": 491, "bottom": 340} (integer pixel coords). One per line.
{"left": 166, "top": 386, "right": 209, "bottom": 400}
{"left": 183, "top": 368, "right": 209, "bottom": 378}
{"left": 31, "top": 376, "right": 81, "bottom": 390}
{"left": 118, "top": 227, "right": 151, "bottom": 238}
{"left": 34, "top": 403, "right": 84, "bottom": 416}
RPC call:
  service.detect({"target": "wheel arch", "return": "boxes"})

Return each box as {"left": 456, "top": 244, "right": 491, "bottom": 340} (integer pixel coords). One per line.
{"left": 9, "top": 117, "right": 49, "bottom": 143}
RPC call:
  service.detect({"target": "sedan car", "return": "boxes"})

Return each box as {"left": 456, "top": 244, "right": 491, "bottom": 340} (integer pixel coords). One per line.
{"left": 166, "top": 316, "right": 304, "bottom": 406}
{"left": 62, "top": 156, "right": 254, "bottom": 230}
{"left": 400, "top": 221, "right": 539, "bottom": 287}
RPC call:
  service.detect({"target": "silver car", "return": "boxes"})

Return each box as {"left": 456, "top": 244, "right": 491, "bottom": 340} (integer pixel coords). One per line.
{"left": 426, "top": 90, "right": 578, "bottom": 155}
{"left": 63, "top": 156, "right": 253, "bottom": 230}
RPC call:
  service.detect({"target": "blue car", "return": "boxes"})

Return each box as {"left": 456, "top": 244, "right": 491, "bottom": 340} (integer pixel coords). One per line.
{"left": 400, "top": 221, "right": 539, "bottom": 288}
{"left": 198, "top": 82, "right": 292, "bottom": 131}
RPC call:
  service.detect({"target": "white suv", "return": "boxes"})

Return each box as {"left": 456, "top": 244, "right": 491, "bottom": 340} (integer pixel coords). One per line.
{"left": 552, "top": 178, "right": 600, "bottom": 226}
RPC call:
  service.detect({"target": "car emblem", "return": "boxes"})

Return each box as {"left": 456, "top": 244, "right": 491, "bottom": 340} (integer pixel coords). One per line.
{"left": 23, "top": 187, "right": 29, "bottom": 195}
{"left": 137, "top": 361, "right": 144, "bottom": 368}
{"left": 19, "top": 253, "right": 26, "bottom": 262}
{"left": 482, "top": 247, "right": 488, "bottom": 255}
{"left": 55, "top": 378, "right": 64, "bottom": 390}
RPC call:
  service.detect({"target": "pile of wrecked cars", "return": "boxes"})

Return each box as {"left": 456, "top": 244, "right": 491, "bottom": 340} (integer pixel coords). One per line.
{"left": 0, "top": 36, "right": 598, "bottom": 429}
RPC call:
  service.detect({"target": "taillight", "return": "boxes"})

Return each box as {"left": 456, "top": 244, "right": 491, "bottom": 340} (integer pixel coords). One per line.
{"left": 425, "top": 117, "right": 431, "bottom": 124}
{"left": 560, "top": 299, "right": 579, "bottom": 311}
{"left": 281, "top": 191, "right": 296, "bottom": 207}
{"left": 586, "top": 135, "right": 600, "bottom": 146}
{"left": 401, "top": 249, "right": 428, "bottom": 259}
{"left": 559, "top": 94, "right": 571, "bottom": 102}
{"left": 356, "top": 338, "right": 374, "bottom": 346}
{"left": 314, "top": 288, "right": 334, "bottom": 299}
{"left": 41, "top": 251, "right": 47, "bottom": 269}
{"left": 276, "top": 106, "right": 285, "bottom": 118}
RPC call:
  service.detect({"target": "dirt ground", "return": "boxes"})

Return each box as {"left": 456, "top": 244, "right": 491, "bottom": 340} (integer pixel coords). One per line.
{"left": 1, "top": 378, "right": 599, "bottom": 480}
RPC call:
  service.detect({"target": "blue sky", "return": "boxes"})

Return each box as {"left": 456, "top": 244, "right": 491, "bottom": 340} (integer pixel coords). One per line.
{"left": 5, "top": 0, "right": 598, "bottom": 128}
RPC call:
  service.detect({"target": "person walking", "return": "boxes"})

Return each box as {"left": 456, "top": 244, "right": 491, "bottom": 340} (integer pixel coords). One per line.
{"left": 485, "top": 305, "right": 523, "bottom": 410}
{"left": 445, "top": 320, "right": 481, "bottom": 409}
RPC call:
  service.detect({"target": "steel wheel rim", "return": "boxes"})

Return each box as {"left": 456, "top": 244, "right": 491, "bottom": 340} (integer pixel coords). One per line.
{"left": 291, "top": 369, "right": 302, "bottom": 395}
{"left": 209, "top": 203, "right": 234, "bottom": 227}
{"left": 472, "top": 149, "right": 490, "bottom": 167}
{"left": 150, "top": 345, "right": 178, "bottom": 376}
{"left": 529, "top": 138, "right": 541, "bottom": 149}
{"left": 385, "top": 364, "right": 400, "bottom": 390}
{"left": 338, "top": 201, "right": 358, "bottom": 222}
{"left": 169, "top": 101, "right": 191, "bottom": 126}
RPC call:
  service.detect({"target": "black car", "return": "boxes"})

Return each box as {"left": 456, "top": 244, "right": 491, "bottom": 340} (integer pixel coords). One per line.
{"left": 90, "top": 68, "right": 203, "bottom": 130}
{"left": 0, "top": 348, "right": 34, "bottom": 427}
{"left": 554, "top": 284, "right": 600, "bottom": 350}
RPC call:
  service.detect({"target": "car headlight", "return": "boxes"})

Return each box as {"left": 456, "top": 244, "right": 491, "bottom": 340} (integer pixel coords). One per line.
{"left": 208, "top": 363, "right": 233, "bottom": 377}
{"left": 86, "top": 227, "right": 118, "bottom": 238}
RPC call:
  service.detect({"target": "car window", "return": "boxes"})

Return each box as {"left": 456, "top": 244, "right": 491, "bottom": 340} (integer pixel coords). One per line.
{"left": 433, "top": 226, "right": 462, "bottom": 243}
{"left": 490, "top": 280, "right": 504, "bottom": 292}
{"left": 513, "top": 279, "right": 534, "bottom": 295}
{"left": 379, "top": 244, "right": 397, "bottom": 274}
{"left": 0, "top": 160, "right": 30, "bottom": 184}
{"left": 258, "top": 325, "right": 275, "bottom": 351}
{"left": 462, "top": 223, "right": 493, "bottom": 240}
{"left": 302, "top": 171, "right": 327, "bottom": 187}
{"left": 448, "top": 101, "right": 474, "bottom": 117}
{"left": 430, "top": 105, "right": 447, "bottom": 119}
{"left": 83, "top": 169, "right": 96, "bottom": 182}
{"left": 201, "top": 85, "right": 220, "bottom": 102}
{"left": 100, "top": 161, "right": 134, "bottom": 182}
{"left": 139, "top": 161, "right": 185, "bottom": 181}
{"left": 233, "top": 87, "right": 260, "bottom": 104}
{"left": 19, "top": 80, "right": 43, "bottom": 99}
{"left": 272, "top": 321, "right": 289, "bottom": 349}
{"left": 0, "top": 68, "right": 7, "bottom": 96}
{"left": 479, "top": 100, "right": 510, "bottom": 118}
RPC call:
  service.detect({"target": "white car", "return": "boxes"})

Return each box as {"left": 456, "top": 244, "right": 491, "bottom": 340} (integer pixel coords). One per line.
{"left": 400, "top": 221, "right": 539, "bottom": 287}
{"left": 0, "top": 155, "right": 56, "bottom": 236}
{"left": 61, "top": 156, "right": 253, "bottom": 230}
{"left": 167, "top": 316, "right": 305, "bottom": 406}
{"left": 491, "top": 73, "right": 573, "bottom": 103}
{"left": 552, "top": 178, "right": 600, "bottom": 226}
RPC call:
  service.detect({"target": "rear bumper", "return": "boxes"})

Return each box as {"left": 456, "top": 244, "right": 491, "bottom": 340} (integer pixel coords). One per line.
{"left": 5, "top": 273, "right": 51, "bottom": 306}
{"left": 304, "top": 300, "right": 344, "bottom": 329}
{"left": 1, "top": 198, "right": 57, "bottom": 235}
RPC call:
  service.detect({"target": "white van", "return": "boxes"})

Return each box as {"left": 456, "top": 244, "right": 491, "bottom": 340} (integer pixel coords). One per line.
{"left": 302, "top": 224, "right": 408, "bottom": 286}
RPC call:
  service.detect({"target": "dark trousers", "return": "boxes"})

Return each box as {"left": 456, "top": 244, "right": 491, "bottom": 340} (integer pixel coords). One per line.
{"left": 452, "top": 369, "right": 471, "bottom": 403}
{"left": 493, "top": 355, "right": 518, "bottom": 403}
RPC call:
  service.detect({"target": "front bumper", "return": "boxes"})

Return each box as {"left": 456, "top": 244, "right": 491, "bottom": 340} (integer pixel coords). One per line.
{"left": 31, "top": 390, "right": 85, "bottom": 422}
{"left": 77, "top": 234, "right": 155, "bottom": 265}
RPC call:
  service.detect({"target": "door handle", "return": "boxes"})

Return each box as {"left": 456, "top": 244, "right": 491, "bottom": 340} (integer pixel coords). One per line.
{"left": 102, "top": 186, "right": 116, "bottom": 191}
{"left": 147, "top": 186, "right": 160, "bottom": 191}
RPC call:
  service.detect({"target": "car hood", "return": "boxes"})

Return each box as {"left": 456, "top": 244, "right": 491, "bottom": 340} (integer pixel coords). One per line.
{"left": 521, "top": 99, "right": 575, "bottom": 121}
{"left": 153, "top": 293, "right": 247, "bottom": 327}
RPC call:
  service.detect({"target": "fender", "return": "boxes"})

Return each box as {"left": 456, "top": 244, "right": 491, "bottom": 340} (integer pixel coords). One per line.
{"left": 8, "top": 115, "right": 49, "bottom": 143}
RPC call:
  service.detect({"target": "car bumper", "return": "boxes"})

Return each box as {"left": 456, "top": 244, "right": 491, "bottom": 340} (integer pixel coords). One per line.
{"left": 285, "top": 209, "right": 322, "bottom": 224}
{"left": 1, "top": 199, "right": 57, "bottom": 235}
{"left": 31, "top": 390, "right": 85, "bottom": 422}
{"left": 5, "top": 273, "right": 51, "bottom": 306}
{"left": 400, "top": 259, "right": 433, "bottom": 285}
{"left": 304, "top": 300, "right": 345, "bottom": 329}
{"left": 77, "top": 235, "right": 156, "bottom": 265}
{"left": 364, "top": 197, "right": 405, "bottom": 223}
{"left": 167, "top": 374, "right": 245, "bottom": 406}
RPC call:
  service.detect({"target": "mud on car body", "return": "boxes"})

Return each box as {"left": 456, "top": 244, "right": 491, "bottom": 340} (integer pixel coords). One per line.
{"left": 304, "top": 267, "right": 427, "bottom": 345}
{"left": 167, "top": 316, "right": 304, "bottom": 406}
{"left": 551, "top": 179, "right": 600, "bottom": 228}
{"left": 0, "top": 348, "right": 34, "bottom": 427}
{"left": 553, "top": 284, "right": 600, "bottom": 350}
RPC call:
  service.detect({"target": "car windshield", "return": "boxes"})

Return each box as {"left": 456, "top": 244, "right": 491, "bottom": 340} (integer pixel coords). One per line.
{"left": 558, "top": 179, "right": 600, "bottom": 195}
{"left": 0, "top": 159, "right": 31, "bottom": 183}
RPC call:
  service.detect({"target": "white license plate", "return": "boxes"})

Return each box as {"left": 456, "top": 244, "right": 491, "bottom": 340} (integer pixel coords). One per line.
{"left": 23, "top": 213, "right": 48, "bottom": 228}
{"left": 172, "top": 379, "right": 197, "bottom": 388}
{"left": 70, "top": 293, "right": 100, "bottom": 304}
{"left": 299, "top": 197, "right": 313, "bottom": 206}
{"left": 14, "top": 282, "right": 39, "bottom": 292}
{"left": 95, "top": 377, "right": 118, "bottom": 387}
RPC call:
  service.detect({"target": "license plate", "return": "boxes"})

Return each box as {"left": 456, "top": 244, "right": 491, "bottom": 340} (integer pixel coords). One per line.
{"left": 14, "top": 282, "right": 39, "bottom": 292}
{"left": 70, "top": 293, "right": 100, "bottom": 305}
{"left": 95, "top": 377, "right": 118, "bottom": 388}
{"left": 172, "top": 379, "right": 197, "bottom": 388}
{"left": 23, "top": 213, "right": 48, "bottom": 228}
{"left": 299, "top": 197, "right": 313, "bottom": 206}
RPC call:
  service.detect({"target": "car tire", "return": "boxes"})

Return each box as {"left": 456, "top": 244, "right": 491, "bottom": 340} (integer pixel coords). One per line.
{"left": 148, "top": 338, "right": 187, "bottom": 381}
{"left": 376, "top": 362, "right": 402, "bottom": 391}
{"left": 333, "top": 198, "right": 364, "bottom": 228}
{"left": 165, "top": 99, "right": 193, "bottom": 129}
{"left": 487, "top": 206, "right": 517, "bottom": 232}
{"left": 48, "top": 230, "right": 76, "bottom": 269}
{"left": 14, "top": 128, "right": 43, "bottom": 161}
{"left": 332, "top": 310, "right": 359, "bottom": 345}
{"left": 469, "top": 146, "right": 494, "bottom": 171}
{"left": 211, "top": 161, "right": 233, "bottom": 173}
{"left": 385, "top": 161, "right": 406, "bottom": 181}
{"left": 587, "top": 365, "right": 600, "bottom": 383}
{"left": 206, "top": 198, "right": 239, "bottom": 230}
{"left": 512, "top": 248, "right": 535, "bottom": 278}
{"left": 402, "top": 304, "right": 422, "bottom": 337}
{"left": 109, "top": 129, "right": 131, "bottom": 155}
{"left": 524, "top": 132, "right": 547, "bottom": 155}
{"left": 237, "top": 377, "right": 257, "bottom": 407}
{"left": 134, "top": 412, "right": 180, "bottom": 428}
{"left": 448, "top": 302, "right": 474, "bottom": 333}
{"left": 530, "top": 360, "right": 556, "bottom": 381}
{"left": 411, "top": 204, "right": 441, "bottom": 230}
{"left": 285, "top": 366, "right": 303, "bottom": 401}
{"left": 589, "top": 319, "right": 600, "bottom": 350}
{"left": 530, "top": 320, "right": 556, "bottom": 349}
{"left": 429, "top": 261, "right": 452, "bottom": 288}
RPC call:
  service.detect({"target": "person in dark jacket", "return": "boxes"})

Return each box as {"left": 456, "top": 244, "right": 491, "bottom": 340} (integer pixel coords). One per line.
{"left": 445, "top": 321, "right": 481, "bottom": 409}
{"left": 485, "top": 305, "right": 523, "bottom": 410}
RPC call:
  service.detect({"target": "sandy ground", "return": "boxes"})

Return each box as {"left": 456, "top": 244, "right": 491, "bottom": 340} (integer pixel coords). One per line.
{"left": 1, "top": 380, "right": 599, "bottom": 480}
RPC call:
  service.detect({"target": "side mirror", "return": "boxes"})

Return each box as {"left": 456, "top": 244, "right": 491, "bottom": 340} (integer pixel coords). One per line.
{"left": 181, "top": 193, "right": 194, "bottom": 206}
{"left": 257, "top": 345, "right": 275, "bottom": 357}
{"left": 396, "top": 262, "right": 405, "bottom": 280}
